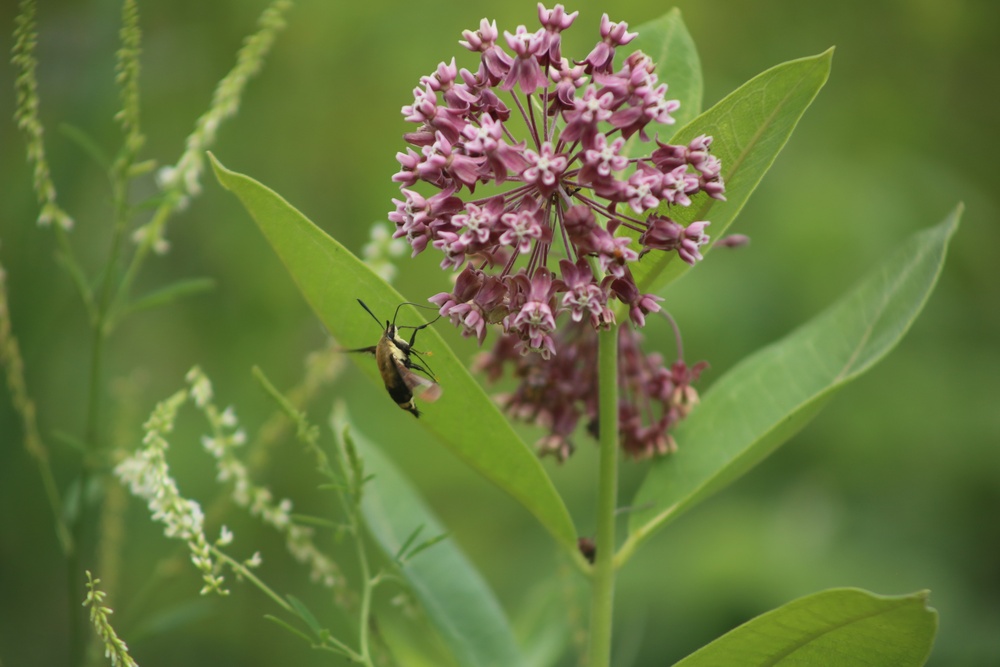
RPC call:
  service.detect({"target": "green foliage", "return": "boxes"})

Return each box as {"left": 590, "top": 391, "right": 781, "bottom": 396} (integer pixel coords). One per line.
{"left": 83, "top": 571, "right": 140, "bottom": 667}
{"left": 673, "top": 589, "right": 937, "bottom": 667}
{"left": 209, "top": 11, "right": 955, "bottom": 658}
{"left": 210, "top": 154, "right": 579, "bottom": 552}
{"left": 0, "top": 259, "right": 71, "bottom": 552}
{"left": 3, "top": 2, "right": 979, "bottom": 665}
{"left": 625, "top": 208, "right": 959, "bottom": 556}
{"left": 627, "top": 49, "right": 833, "bottom": 303}
{"left": 113, "top": 0, "right": 143, "bottom": 166}
{"left": 336, "top": 414, "right": 525, "bottom": 667}
{"left": 11, "top": 0, "right": 73, "bottom": 229}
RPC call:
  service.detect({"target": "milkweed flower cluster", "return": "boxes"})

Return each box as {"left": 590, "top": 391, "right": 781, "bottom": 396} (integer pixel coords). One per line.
{"left": 477, "top": 321, "right": 707, "bottom": 461}
{"left": 390, "top": 5, "right": 723, "bottom": 459}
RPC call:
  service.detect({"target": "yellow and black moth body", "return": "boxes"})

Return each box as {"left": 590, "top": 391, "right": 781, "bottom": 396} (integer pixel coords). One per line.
{"left": 349, "top": 300, "right": 442, "bottom": 418}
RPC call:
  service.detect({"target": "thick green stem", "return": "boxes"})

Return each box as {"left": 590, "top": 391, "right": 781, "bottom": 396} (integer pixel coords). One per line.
{"left": 587, "top": 326, "right": 619, "bottom": 667}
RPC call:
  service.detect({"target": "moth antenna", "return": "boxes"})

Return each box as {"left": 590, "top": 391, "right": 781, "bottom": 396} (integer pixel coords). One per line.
{"left": 356, "top": 299, "right": 385, "bottom": 329}
{"left": 392, "top": 301, "right": 442, "bottom": 328}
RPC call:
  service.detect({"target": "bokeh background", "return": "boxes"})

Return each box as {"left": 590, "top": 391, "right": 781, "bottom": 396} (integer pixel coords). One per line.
{"left": 1, "top": 1, "right": 997, "bottom": 665}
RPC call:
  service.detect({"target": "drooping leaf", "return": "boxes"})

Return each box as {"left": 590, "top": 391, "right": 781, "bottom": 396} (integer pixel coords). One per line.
{"left": 337, "top": 417, "right": 523, "bottom": 667}
{"left": 210, "top": 155, "right": 577, "bottom": 550}
{"left": 672, "top": 588, "right": 937, "bottom": 667}
{"left": 624, "top": 9, "right": 703, "bottom": 129}
{"left": 627, "top": 49, "right": 833, "bottom": 305}
{"left": 625, "top": 208, "right": 960, "bottom": 555}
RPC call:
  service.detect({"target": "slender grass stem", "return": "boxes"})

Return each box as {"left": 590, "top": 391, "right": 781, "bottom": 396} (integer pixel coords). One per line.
{"left": 71, "top": 104, "right": 140, "bottom": 667}
{"left": 0, "top": 263, "right": 73, "bottom": 552}
{"left": 355, "top": 526, "right": 376, "bottom": 666}
{"left": 587, "top": 325, "right": 620, "bottom": 667}
{"left": 337, "top": 427, "right": 377, "bottom": 667}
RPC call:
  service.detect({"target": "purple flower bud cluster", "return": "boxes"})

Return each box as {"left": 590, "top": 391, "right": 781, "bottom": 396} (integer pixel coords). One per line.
{"left": 391, "top": 5, "right": 723, "bottom": 459}
{"left": 476, "top": 321, "right": 708, "bottom": 461}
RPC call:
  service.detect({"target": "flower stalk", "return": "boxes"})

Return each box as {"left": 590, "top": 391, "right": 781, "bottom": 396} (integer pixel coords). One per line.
{"left": 587, "top": 324, "right": 620, "bottom": 666}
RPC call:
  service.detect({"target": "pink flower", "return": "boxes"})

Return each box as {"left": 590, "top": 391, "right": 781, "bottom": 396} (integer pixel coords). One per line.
{"left": 392, "top": 6, "right": 726, "bottom": 459}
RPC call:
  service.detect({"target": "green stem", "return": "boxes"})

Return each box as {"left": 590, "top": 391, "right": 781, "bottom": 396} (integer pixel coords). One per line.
{"left": 612, "top": 528, "right": 646, "bottom": 572}
{"left": 215, "top": 548, "right": 359, "bottom": 659}
{"left": 212, "top": 548, "right": 293, "bottom": 614}
{"left": 69, "top": 238, "right": 112, "bottom": 667}
{"left": 111, "top": 198, "right": 173, "bottom": 319}
{"left": 71, "top": 157, "right": 135, "bottom": 667}
{"left": 346, "top": 448, "right": 376, "bottom": 666}
{"left": 355, "top": 527, "right": 376, "bottom": 667}
{"left": 330, "top": 421, "right": 376, "bottom": 666}
{"left": 587, "top": 325, "right": 619, "bottom": 667}
{"left": 219, "top": 546, "right": 361, "bottom": 660}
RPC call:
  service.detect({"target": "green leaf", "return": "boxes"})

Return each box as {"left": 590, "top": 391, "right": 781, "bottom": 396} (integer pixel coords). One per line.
{"left": 118, "top": 277, "right": 215, "bottom": 319}
{"left": 628, "top": 49, "right": 833, "bottom": 302}
{"left": 403, "top": 531, "right": 451, "bottom": 564}
{"left": 672, "top": 588, "right": 938, "bottom": 667}
{"left": 59, "top": 122, "right": 111, "bottom": 171}
{"left": 127, "top": 599, "right": 213, "bottom": 643}
{"left": 513, "top": 580, "right": 576, "bottom": 667}
{"left": 625, "top": 208, "right": 961, "bottom": 556}
{"left": 625, "top": 9, "right": 703, "bottom": 129}
{"left": 378, "top": 613, "right": 461, "bottom": 667}
{"left": 210, "top": 154, "right": 577, "bottom": 550}
{"left": 339, "top": 416, "right": 524, "bottom": 667}
{"left": 263, "top": 614, "right": 317, "bottom": 646}
{"left": 394, "top": 524, "right": 428, "bottom": 562}
{"left": 286, "top": 594, "right": 325, "bottom": 637}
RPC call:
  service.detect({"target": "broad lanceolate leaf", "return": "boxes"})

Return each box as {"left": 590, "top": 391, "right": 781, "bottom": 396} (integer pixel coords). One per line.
{"left": 210, "top": 155, "right": 577, "bottom": 550}
{"left": 672, "top": 588, "right": 937, "bottom": 667}
{"left": 339, "top": 418, "right": 523, "bottom": 667}
{"left": 629, "top": 49, "right": 833, "bottom": 301}
{"left": 625, "top": 9, "right": 703, "bottom": 129}
{"left": 625, "top": 208, "right": 960, "bottom": 556}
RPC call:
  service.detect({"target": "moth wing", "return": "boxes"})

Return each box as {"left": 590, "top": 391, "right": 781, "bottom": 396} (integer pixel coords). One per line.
{"left": 394, "top": 358, "right": 442, "bottom": 403}
{"left": 345, "top": 346, "right": 378, "bottom": 355}
{"left": 419, "top": 381, "right": 443, "bottom": 403}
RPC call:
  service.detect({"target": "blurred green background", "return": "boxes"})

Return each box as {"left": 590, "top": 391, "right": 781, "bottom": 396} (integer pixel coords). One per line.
{"left": 1, "top": 1, "right": 997, "bottom": 665}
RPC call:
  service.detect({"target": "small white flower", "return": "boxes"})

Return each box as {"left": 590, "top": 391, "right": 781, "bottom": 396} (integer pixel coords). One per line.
{"left": 220, "top": 406, "right": 238, "bottom": 427}
{"left": 186, "top": 368, "right": 213, "bottom": 407}
{"left": 361, "top": 222, "right": 406, "bottom": 283}
{"left": 201, "top": 435, "right": 224, "bottom": 459}
{"left": 156, "top": 165, "right": 179, "bottom": 190}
